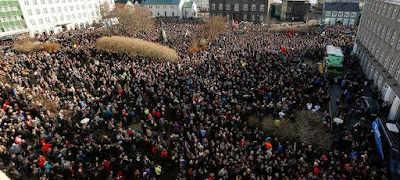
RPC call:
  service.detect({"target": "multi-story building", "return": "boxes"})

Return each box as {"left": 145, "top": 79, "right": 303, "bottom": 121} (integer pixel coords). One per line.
{"left": 209, "top": 0, "right": 273, "bottom": 22}
{"left": 141, "top": 0, "right": 197, "bottom": 19}
{"left": 280, "top": 0, "right": 311, "bottom": 21}
{"left": 19, "top": 0, "right": 104, "bottom": 37}
{"left": 322, "top": 2, "right": 360, "bottom": 25}
{"left": 354, "top": 0, "right": 400, "bottom": 121}
{"left": 0, "top": 0, "right": 28, "bottom": 38}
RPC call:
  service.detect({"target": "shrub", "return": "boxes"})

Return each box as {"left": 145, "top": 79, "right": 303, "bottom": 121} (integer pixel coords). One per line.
{"left": 295, "top": 111, "right": 333, "bottom": 151}
{"left": 257, "top": 111, "right": 332, "bottom": 151}
{"left": 14, "top": 41, "right": 61, "bottom": 53}
{"left": 96, "top": 36, "right": 179, "bottom": 62}
{"left": 14, "top": 40, "right": 39, "bottom": 52}
{"left": 32, "top": 96, "right": 59, "bottom": 113}
{"left": 38, "top": 42, "right": 61, "bottom": 52}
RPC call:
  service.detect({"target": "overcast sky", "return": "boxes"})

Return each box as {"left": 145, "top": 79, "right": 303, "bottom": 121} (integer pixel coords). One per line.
{"left": 274, "top": 0, "right": 317, "bottom": 4}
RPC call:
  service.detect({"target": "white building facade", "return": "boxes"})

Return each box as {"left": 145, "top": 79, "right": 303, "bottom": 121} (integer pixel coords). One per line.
{"left": 141, "top": 0, "right": 197, "bottom": 19}
{"left": 192, "top": 0, "right": 208, "bottom": 11}
{"left": 19, "top": 0, "right": 104, "bottom": 37}
{"left": 182, "top": 1, "right": 197, "bottom": 18}
{"left": 355, "top": 0, "right": 400, "bottom": 121}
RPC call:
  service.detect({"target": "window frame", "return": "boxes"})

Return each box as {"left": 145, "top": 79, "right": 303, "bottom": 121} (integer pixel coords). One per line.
{"left": 234, "top": 4, "right": 239, "bottom": 12}
{"left": 225, "top": 4, "right": 230, "bottom": 11}
{"left": 326, "top": 11, "right": 331, "bottom": 17}
{"left": 251, "top": 4, "right": 256, "bottom": 12}
{"left": 243, "top": 4, "right": 248, "bottom": 11}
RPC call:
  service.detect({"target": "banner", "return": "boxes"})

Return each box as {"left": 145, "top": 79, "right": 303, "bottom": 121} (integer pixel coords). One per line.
{"left": 372, "top": 118, "right": 384, "bottom": 161}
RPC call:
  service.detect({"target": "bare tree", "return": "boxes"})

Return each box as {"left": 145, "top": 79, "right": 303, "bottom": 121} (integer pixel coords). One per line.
{"left": 189, "top": 15, "right": 226, "bottom": 54}
{"left": 256, "top": 111, "right": 333, "bottom": 151}
{"left": 199, "top": 15, "right": 227, "bottom": 41}
{"left": 107, "top": 5, "right": 155, "bottom": 37}
{"left": 100, "top": 2, "right": 112, "bottom": 20}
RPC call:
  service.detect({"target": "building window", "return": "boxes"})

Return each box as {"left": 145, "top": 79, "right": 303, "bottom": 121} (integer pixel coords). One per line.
{"left": 243, "top": 4, "right": 248, "bottom": 11}
{"left": 251, "top": 14, "right": 255, "bottom": 21}
{"left": 260, "top": 15, "right": 264, "bottom": 21}
{"left": 382, "top": 4, "right": 387, "bottom": 16}
{"left": 332, "top": 11, "right": 337, "bottom": 17}
{"left": 28, "top": 9, "right": 32, "bottom": 15}
{"left": 24, "top": 0, "right": 29, "bottom": 6}
{"left": 260, "top": 4, "right": 265, "bottom": 12}
{"left": 234, "top": 4, "right": 239, "bottom": 12}
{"left": 48, "top": 0, "right": 52, "bottom": 4}
{"left": 344, "top": 11, "right": 350, "bottom": 17}
{"left": 30, "top": 19, "right": 35, "bottom": 25}
{"left": 35, "top": 9, "right": 40, "bottom": 15}
{"left": 389, "top": 60, "right": 395, "bottom": 74}
{"left": 39, "top": 18, "right": 43, "bottom": 24}
{"left": 338, "top": 11, "right": 343, "bottom": 17}
{"left": 326, "top": 11, "right": 331, "bottom": 17}
{"left": 43, "top": 8, "right": 48, "bottom": 14}
{"left": 395, "top": 66, "right": 400, "bottom": 80}
{"left": 219, "top": 4, "right": 223, "bottom": 10}
{"left": 391, "top": 31, "right": 397, "bottom": 46}
{"left": 397, "top": 39, "right": 400, "bottom": 50}
{"left": 378, "top": 76, "right": 383, "bottom": 88}
{"left": 392, "top": 6, "right": 398, "bottom": 19}
{"left": 351, "top": 12, "right": 356, "bottom": 17}
{"left": 398, "top": 11, "right": 400, "bottom": 22}
{"left": 226, "top": 4, "right": 230, "bottom": 11}
{"left": 243, "top": 14, "right": 247, "bottom": 20}
{"left": 251, "top": 4, "right": 256, "bottom": 12}
{"left": 386, "top": 27, "right": 392, "bottom": 42}
{"left": 45, "top": 17, "right": 50, "bottom": 23}
{"left": 41, "top": 0, "right": 45, "bottom": 4}
{"left": 387, "top": 6, "right": 392, "bottom": 18}
{"left": 211, "top": 4, "right": 215, "bottom": 10}
{"left": 381, "top": 26, "right": 386, "bottom": 39}
{"left": 384, "top": 55, "right": 390, "bottom": 68}
{"left": 33, "top": 0, "right": 38, "bottom": 5}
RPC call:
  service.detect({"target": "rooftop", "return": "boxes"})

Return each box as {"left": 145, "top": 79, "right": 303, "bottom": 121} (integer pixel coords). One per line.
{"left": 183, "top": 1, "right": 194, "bottom": 8}
{"left": 385, "top": 0, "right": 400, "bottom": 5}
{"left": 324, "top": 2, "right": 360, "bottom": 12}
{"left": 141, "top": 0, "right": 181, "bottom": 5}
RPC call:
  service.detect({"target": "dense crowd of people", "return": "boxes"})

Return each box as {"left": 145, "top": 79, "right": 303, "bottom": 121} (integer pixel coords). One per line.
{"left": 0, "top": 18, "right": 388, "bottom": 179}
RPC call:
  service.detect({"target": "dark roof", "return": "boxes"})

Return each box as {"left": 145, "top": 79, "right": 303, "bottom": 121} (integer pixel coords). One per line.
{"left": 115, "top": 0, "right": 143, "bottom": 4}
{"left": 324, "top": 3, "right": 360, "bottom": 12}
{"left": 141, "top": 0, "right": 181, "bottom": 5}
{"left": 183, "top": 1, "right": 194, "bottom": 8}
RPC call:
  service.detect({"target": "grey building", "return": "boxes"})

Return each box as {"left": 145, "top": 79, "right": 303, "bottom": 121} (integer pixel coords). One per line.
{"left": 280, "top": 0, "right": 311, "bottom": 21}
{"left": 322, "top": 3, "right": 360, "bottom": 25}
{"left": 209, "top": 0, "right": 273, "bottom": 22}
{"left": 355, "top": 0, "right": 400, "bottom": 121}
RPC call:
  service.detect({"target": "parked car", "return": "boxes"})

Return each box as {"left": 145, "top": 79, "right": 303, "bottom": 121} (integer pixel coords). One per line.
{"left": 361, "top": 96, "right": 380, "bottom": 119}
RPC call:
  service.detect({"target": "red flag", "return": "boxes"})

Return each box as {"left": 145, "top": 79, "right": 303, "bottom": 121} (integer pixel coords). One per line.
{"left": 281, "top": 46, "right": 286, "bottom": 53}
{"left": 289, "top": 33, "right": 292, "bottom": 38}
{"left": 290, "top": 28, "right": 294, "bottom": 32}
